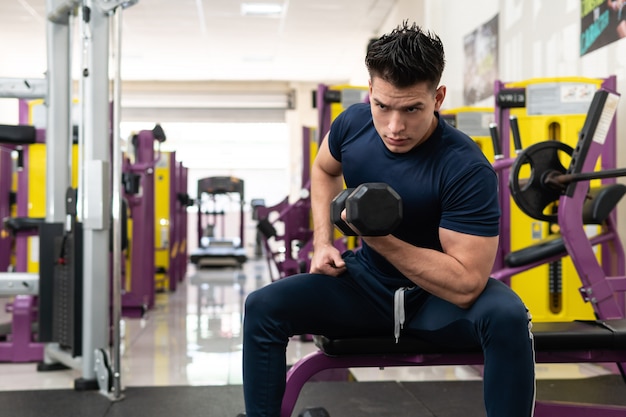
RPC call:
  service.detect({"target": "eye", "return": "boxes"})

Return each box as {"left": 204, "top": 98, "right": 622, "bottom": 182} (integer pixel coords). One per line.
{"left": 377, "top": 103, "right": 387, "bottom": 110}
{"left": 406, "top": 107, "right": 420, "bottom": 113}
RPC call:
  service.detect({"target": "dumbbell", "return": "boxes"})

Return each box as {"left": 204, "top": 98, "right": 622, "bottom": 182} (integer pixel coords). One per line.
{"left": 330, "top": 182, "right": 402, "bottom": 236}
{"left": 298, "top": 407, "right": 330, "bottom": 417}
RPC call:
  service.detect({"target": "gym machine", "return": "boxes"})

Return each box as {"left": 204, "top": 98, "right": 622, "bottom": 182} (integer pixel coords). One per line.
{"left": 253, "top": 126, "right": 315, "bottom": 280}
{"left": 174, "top": 160, "right": 191, "bottom": 288}
{"left": 254, "top": 84, "right": 367, "bottom": 280}
{"left": 153, "top": 151, "right": 191, "bottom": 292}
{"left": 19, "top": 0, "right": 136, "bottom": 400}
{"left": 0, "top": 119, "right": 44, "bottom": 363}
{"left": 281, "top": 88, "right": 626, "bottom": 417}
{"left": 494, "top": 76, "right": 616, "bottom": 322}
{"left": 0, "top": 88, "right": 82, "bottom": 364}
{"left": 190, "top": 176, "right": 247, "bottom": 268}
{"left": 440, "top": 106, "right": 495, "bottom": 162}
{"left": 121, "top": 124, "right": 165, "bottom": 317}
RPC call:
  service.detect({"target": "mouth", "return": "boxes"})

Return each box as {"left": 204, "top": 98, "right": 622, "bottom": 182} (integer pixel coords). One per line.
{"left": 386, "top": 136, "right": 409, "bottom": 146}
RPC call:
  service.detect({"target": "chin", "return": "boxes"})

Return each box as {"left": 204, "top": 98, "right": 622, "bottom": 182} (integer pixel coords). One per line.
{"left": 385, "top": 144, "right": 412, "bottom": 154}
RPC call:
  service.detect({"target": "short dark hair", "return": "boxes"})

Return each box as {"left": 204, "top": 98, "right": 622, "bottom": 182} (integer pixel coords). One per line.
{"left": 365, "top": 21, "right": 446, "bottom": 90}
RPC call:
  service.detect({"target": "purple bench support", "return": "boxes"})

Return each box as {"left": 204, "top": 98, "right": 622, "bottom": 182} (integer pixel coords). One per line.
{"left": 0, "top": 295, "right": 43, "bottom": 362}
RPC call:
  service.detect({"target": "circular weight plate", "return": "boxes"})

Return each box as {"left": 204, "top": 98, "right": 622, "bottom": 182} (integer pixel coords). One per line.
{"left": 509, "top": 141, "right": 573, "bottom": 222}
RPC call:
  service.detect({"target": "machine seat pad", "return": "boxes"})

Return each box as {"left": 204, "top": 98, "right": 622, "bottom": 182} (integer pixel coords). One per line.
{"left": 3, "top": 217, "right": 46, "bottom": 233}
{"left": 583, "top": 183, "right": 626, "bottom": 225}
{"left": 0, "top": 124, "right": 37, "bottom": 144}
{"left": 504, "top": 184, "right": 626, "bottom": 268}
{"left": 314, "top": 319, "right": 626, "bottom": 357}
{"left": 504, "top": 234, "right": 565, "bottom": 268}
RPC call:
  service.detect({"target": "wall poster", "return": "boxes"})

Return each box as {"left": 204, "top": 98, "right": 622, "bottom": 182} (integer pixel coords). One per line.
{"left": 463, "top": 14, "right": 499, "bottom": 105}
{"left": 580, "top": 0, "right": 626, "bottom": 56}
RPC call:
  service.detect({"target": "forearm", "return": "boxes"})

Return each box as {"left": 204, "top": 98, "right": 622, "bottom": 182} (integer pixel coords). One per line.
{"left": 363, "top": 235, "right": 491, "bottom": 308}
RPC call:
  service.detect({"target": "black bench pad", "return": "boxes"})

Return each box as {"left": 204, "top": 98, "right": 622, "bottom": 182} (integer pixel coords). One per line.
{"left": 314, "top": 319, "right": 626, "bottom": 357}
{"left": 0, "top": 124, "right": 37, "bottom": 144}
{"left": 505, "top": 234, "right": 566, "bottom": 268}
{"left": 3, "top": 217, "right": 46, "bottom": 233}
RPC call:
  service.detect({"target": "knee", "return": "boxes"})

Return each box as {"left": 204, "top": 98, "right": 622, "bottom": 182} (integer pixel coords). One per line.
{"left": 480, "top": 290, "right": 532, "bottom": 346}
{"left": 474, "top": 281, "right": 530, "bottom": 329}
{"left": 243, "top": 286, "right": 292, "bottom": 341}
{"left": 489, "top": 301, "right": 530, "bottom": 332}
{"left": 244, "top": 287, "right": 275, "bottom": 321}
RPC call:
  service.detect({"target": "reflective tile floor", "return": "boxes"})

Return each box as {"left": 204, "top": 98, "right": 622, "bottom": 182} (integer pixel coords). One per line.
{"left": 0, "top": 258, "right": 613, "bottom": 392}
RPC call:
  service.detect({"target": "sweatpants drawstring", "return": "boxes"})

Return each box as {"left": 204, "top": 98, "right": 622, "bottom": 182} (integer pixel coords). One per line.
{"left": 394, "top": 287, "right": 412, "bottom": 343}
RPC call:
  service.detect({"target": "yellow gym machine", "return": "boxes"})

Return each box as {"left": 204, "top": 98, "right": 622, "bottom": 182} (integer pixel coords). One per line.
{"left": 494, "top": 76, "right": 616, "bottom": 322}
{"left": 440, "top": 106, "right": 495, "bottom": 162}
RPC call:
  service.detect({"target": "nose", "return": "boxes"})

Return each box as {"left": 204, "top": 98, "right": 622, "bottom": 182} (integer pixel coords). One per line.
{"left": 387, "top": 111, "right": 405, "bottom": 135}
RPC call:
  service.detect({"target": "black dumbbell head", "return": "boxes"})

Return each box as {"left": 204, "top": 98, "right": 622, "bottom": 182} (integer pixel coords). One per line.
{"left": 330, "top": 188, "right": 357, "bottom": 236}
{"left": 298, "top": 407, "right": 331, "bottom": 417}
{"left": 346, "top": 182, "right": 402, "bottom": 236}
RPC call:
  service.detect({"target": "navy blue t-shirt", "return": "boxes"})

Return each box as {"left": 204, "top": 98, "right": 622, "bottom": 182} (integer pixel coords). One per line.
{"left": 328, "top": 102, "right": 500, "bottom": 280}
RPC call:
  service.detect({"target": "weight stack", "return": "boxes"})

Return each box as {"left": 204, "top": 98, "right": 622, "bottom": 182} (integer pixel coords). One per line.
{"left": 38, "top": 222, "right": 84, "bottom": 357}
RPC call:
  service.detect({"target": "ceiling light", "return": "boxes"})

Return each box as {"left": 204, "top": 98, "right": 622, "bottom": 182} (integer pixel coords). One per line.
{"left": 241, "top": 3, "right": 284, "bottom": 17}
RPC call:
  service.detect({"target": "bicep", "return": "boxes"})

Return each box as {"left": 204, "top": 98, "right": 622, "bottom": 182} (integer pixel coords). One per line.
{"left": 439, "top": 227, "right": 499, "bottom": 282}
{"left": 313, "top": 132, "right": 342, "bottom": 177}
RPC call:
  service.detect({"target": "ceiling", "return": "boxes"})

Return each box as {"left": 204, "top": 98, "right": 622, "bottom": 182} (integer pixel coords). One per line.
{"left": 0, "top": 0, "right": 397, "bottom": 84}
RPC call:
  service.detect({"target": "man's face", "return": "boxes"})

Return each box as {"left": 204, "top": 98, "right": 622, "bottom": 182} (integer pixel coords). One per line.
{"left": 369, "top": 77, "right": 445, "bottom": 153}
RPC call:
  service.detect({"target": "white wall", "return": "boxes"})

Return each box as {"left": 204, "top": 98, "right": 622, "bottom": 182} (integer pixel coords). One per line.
{"left": 0, "top": 99, "right": 19, "bottom": 124}
{"left": 285, "top": 81, "right": 319, "bottom": 202}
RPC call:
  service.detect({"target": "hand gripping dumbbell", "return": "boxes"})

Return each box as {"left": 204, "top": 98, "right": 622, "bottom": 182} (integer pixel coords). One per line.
{"left": 330, "top": 182, "right": 403, "bottom": 236}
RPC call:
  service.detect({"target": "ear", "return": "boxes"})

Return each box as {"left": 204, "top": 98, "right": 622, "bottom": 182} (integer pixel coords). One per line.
{"left": 434, "top": 85, "right": 446, "bottom": 110}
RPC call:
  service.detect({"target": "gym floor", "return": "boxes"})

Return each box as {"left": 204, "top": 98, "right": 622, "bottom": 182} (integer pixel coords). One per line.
{"left": 0, "top": 258, "right": 623, "bottom": 416}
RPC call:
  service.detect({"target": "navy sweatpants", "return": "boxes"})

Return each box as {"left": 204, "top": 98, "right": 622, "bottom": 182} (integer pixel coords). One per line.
{"left": 242, "top": 251, "right": 536, "bottom": 417}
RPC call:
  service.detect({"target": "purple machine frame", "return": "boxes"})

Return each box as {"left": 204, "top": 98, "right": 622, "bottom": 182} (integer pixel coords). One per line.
{"left": 0, "top": 105, "right": 47, "bottom": 362}
{"left": 167, "top": 153, "right": 179, "bottom": 291}
{"left": 175, "top": 162, "right": 189, "bottom": 287}
{"left": 0, "top": 145, "right": 12, "bottom": 272}
{"left": 164, "top": 154, "right": 189, "bottom": 292}
{"left": 121, "top": 129, "right": 160, "bottom": 317}
{"left": 281, "top": 84, "right": 626, "bottom": 416}
{"left": 255, "top": 84, "right": 349, "bottom": 280}
{"left": 0, "top": 140, "right": 45, "bottom": 362}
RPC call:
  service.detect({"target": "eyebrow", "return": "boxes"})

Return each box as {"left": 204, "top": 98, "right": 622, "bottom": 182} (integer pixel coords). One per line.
{"left": 372, "top": 97, "right": 425, "bottom": 110}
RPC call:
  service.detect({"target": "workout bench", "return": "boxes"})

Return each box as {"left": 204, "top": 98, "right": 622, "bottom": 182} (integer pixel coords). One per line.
{"left": 281, "top": 89, "right": 626, "bottom": 417}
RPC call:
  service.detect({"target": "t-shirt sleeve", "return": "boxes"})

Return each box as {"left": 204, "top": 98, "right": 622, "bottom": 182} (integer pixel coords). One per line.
{"left": 439, "top": 164, "right": 501, "bottom": 237}
{"left": 327, "top": 109, "right": 348, "bottom": 162}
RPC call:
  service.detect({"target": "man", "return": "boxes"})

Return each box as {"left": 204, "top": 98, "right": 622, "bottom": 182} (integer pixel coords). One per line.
{"left": 241, "top": 22, "right": 536, "bottom": 417}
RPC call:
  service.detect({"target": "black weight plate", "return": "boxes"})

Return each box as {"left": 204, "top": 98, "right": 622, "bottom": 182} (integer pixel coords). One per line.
{"left": 509, "top": 141, "right": 573, "bottom": 222}
{"left": 346, "top": 183, "right": 402, "bottom": 236}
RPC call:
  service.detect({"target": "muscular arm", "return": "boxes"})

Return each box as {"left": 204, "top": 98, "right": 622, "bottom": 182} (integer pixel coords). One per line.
{"left": 362, "top": 228, "right": 498, "bottom": 308}
{"left": 309, "top": 133, "right": 346, "bottom": 275}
